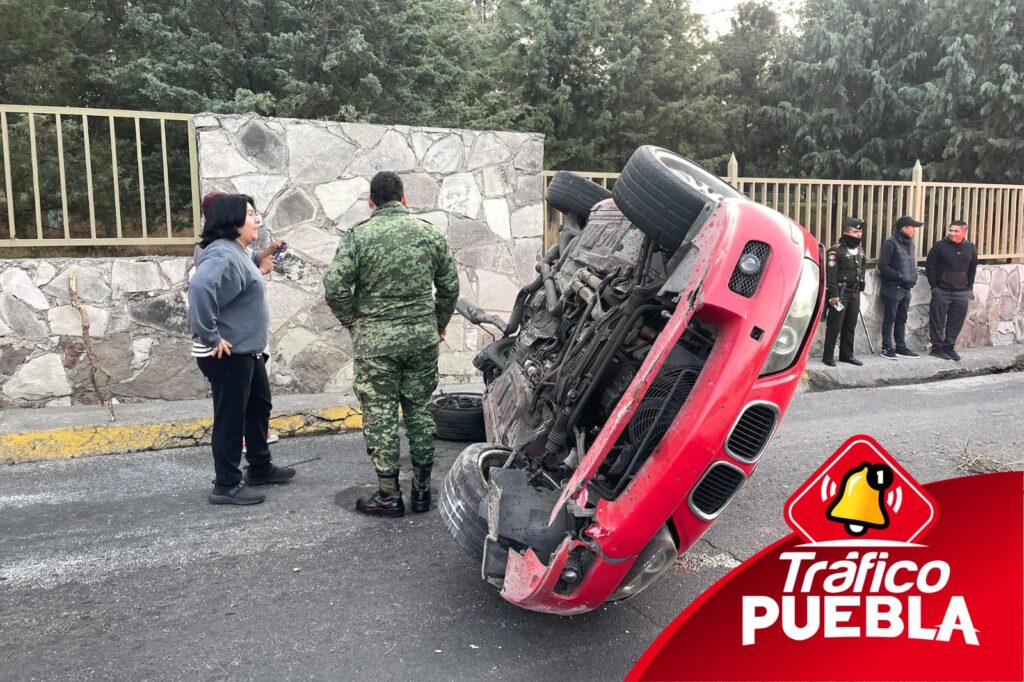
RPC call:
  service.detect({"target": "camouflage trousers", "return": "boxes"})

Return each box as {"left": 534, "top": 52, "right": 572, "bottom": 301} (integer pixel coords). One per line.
{"left": 353, "top": 343, "right": 439, "bottom": 478}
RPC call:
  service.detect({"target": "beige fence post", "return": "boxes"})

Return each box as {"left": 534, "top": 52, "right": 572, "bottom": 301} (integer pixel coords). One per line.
{"left": 912, "top": 160, "right": 926, "bottom": 257}
{"left": 727, "top": 153, "right": 739, "bottom": 189}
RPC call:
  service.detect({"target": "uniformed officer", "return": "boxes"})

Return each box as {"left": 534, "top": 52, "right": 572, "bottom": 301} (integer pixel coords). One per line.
{"left": 323, "top": 171, "right": 459, "bottom": 518}
{"left": 822, "top": 217, "right": 867, "bottom": 366}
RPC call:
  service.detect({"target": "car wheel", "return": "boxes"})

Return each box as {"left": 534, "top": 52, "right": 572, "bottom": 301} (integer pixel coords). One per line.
{"left": 439, "top": 442, "right": 511, "bottom": 561}
{"left": 612, "top": 146, "right": 744, "bottom": 252}
{"left": 545, "top": 171, "right": 612, "bottom": 218}
{"left": 430, "top": 392, "right": 486, "bottom": 442}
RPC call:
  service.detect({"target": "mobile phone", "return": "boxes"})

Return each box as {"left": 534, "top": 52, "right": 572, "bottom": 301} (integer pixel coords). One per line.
{"left": 273, "top": 242, "right": 288, "bottom": 262}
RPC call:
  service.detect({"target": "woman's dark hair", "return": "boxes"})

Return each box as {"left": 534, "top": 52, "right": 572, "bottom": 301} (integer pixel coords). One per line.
{"left": 199, "top": 194, "right": 255, "bottom": 247}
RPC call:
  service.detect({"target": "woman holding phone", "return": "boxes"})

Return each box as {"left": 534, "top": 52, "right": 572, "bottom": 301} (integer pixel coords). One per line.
{"left": 188, "top": 193, "right": 295, "bottom": 505}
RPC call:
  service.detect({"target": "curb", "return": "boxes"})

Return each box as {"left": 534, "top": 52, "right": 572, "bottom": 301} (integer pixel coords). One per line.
{"left": 0, "top": 405, "right": 363, "bottom": 464}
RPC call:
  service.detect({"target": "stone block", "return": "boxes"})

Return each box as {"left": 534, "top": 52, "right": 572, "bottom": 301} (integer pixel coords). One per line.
{"left": 287, "top": 125, "right": 356, "bottom": 184}
{"left": 347, "top": 130, "right": 417, "bottom": 176}
{"left": 423, "top": 135, "right": 464, "bottom": 174}
{"left": 336, "top": 201, "right": 373, "bottom": 233}
{"left": 475, "top": 271, "right": 521, "bottom": 310}
{"left": 467, "top": 133, "right": 511, "bottom": 170}
{"left": 31, "top": 262, "right": 57, "bottom": 287}
{"left": 1, "top": 268, "right": 50, "bottom": 310}
{"left": 48, "top": 305, "right": 109, "bottom": 337}
{"left": 513, "top": 238, "right": 543, "bottom": 284}
{"left": 414, "top": 211, "right": 449, "bottom": 232}
{"left": 285, "top": 225, "right": 340, "bottom": 267}
{"left": 2, "top": 353, "right": 71, "bottom": 401}
{"left": 276, "top": 327, "right": 320, "bottom": 366}
{"left": 199, "top": 130, "right": 257, "bottom": 178}
{"left": 482, "top": 165, "right": 515, "bottom": 198}
{"left": 990, "top": 267, "right": 1008, "bottom": 297}
{"left": 447, "top": 218, "right": 500, "bottom": 250}
{"left": 341, "top": 122, "right": 387, "bottom": 149}
{"left": 233, "top": 175, "right": 289, "bottom": 214}
{"left": 0, "top": 347, "right": 31, "bottom": 377}
{"left": 315, "top": 177, "right": 370, "bottom": 221}
{"left": 113, "top": 338, "right": 208, "bottom": 401}
{"left": 0, "top": 294, "right": 47, "bottom": 339}
{"left": 514, "top": 137, "right": 544, "bottom": 171}
{"left": 482, "top": 198, "right": 512, "bottom": 241}
{"left": 266, "top": 281, "right": 314, "bottom": 333}
{"left": 514, "top": 173, "right": 543, "bottom": 208}
{"left": 402, "top": 173, "right": 440, "bottom": 211}
{"left": 456, "top": 244, "right": 514, "bottom": 274}
{"left": 127, "top": 292, "right": 189, "bottom": 334}
{"left": 131, "top": 337, "right": 155, "bottom": 373}
{"left": 238, "top": 120, "right": 288, "bottom": 170}
{"left": 410, "top": 131, "right": 435, "bottom": 160}
{"left": 193, "top": 114, "right": 221, "bottom": 129}
{"left": 268, "top": 187, "right": 317, "bottom": 230}
{"left": 290, "top": 342, "right": 350, "bottom": 392}
{"left": 511, "top": 204, "right": 543, "bottom": 238}
{"left": 439, "top": 173, "right": 482, "bottom": 219}
{"left": 159, "top": 259, "right": 188, "bottom": 287}
{"left": 111, "top": 260, "right": 165, "bottom": 297}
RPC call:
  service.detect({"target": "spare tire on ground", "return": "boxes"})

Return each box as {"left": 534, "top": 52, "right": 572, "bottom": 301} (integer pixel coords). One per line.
{"left": 545, "top": 171, "right": 613, "bottom": 218}
{"left": 612, "top": 146, "right": 744, "bottom": 252}
{"left": 430, "top": 391, "right": 486, "bottom": 442}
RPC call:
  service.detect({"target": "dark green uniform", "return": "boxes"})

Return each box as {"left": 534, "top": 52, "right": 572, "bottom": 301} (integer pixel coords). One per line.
{"left": 822, "top": 240, "right": 866, "bottom": 363}
{"left": 323, "top": 201, "right": 459, "bottom": 491}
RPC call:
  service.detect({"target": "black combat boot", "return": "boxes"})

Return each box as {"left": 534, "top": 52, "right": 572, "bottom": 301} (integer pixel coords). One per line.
{"left": 356, "top": 472, "right": 404, "bottom": 518}
{"left": 410, "top": 463, "right": 433, "bottom": 513}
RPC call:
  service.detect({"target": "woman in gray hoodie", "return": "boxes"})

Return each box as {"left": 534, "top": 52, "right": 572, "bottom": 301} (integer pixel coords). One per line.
{"left": 187, "top": 194, "right": 295, "bottom": 505}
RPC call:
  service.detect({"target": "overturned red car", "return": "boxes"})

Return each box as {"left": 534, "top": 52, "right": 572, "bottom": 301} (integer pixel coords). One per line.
{"left": 440, "top": 146, "right": 824, "bottom": 614}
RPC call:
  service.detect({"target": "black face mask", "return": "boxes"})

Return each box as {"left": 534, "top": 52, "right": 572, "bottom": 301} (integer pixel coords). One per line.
{"left": 842, "top": 234, "right": 862, "bottom": 248}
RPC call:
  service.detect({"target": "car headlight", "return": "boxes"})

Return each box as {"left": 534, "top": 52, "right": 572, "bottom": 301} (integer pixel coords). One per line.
{"left": 760, "top": 258, "right": 820, "bottom": 376}
{"left": 608, "top": 525, "right": 677, "bottom": 601}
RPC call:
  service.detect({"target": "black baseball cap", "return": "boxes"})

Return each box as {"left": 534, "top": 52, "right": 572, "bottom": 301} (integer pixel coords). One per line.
{"left": 896, "top": 216, "right": 924, "bottom": 228}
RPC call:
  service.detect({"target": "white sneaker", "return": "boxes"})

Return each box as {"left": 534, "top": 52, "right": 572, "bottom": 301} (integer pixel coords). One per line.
{"left": 242, "top": 432, "right": 278, "bottom": 453}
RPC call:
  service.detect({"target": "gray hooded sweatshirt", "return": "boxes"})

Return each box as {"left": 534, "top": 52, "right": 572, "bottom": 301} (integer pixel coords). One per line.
{"left": 187, "top": 239, "right": 269, "bottom": 354}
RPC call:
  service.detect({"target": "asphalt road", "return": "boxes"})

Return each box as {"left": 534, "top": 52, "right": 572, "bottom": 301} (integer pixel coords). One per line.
{"left": 2, "top": 373, "right": 1023, "bottom": 681}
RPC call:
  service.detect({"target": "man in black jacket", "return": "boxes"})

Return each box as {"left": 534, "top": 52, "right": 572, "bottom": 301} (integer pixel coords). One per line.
{"left": 877, "top": 216, "right": 923, "bottom": 360}
{"left": 925, "top": 220, "right": 977, "bottom": 361}
{"left": 822, "top": 217, "right": 867, "bottom": 366}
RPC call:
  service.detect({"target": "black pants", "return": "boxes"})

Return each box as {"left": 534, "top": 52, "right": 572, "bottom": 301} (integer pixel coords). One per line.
{"left": 881, "top": 290, "right": 911, "bottom": 351}
{"left": 197, "top": 353, "right": 273, "bottom": 488}
{"left": 929, "top": 288, "right": 970, "bottom": 349}
{"left": 822, "top": 290, "right": 861, "bottom": 361}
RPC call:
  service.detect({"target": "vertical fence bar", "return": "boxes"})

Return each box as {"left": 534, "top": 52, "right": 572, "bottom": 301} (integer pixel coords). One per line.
{"left": 27, "top": 113, "right": 42, "bottom": 238}
{"left": 987, "top": 188, "right": 996, "bottom": 257}
{"left": 1002, "top": 188, "right": 1011, "bottom": 257}
{"left": 187, "top": 117, "right": 201, "bottom": 238}
{"left": 134, "top": 117, "right": 148, "bottom": 238}
{"left": 783, "top": 182, "right": 790, "bottom": 222}
{"left": 0, "top": 111, "right": 15, "bottom": 239}
{"left": 83, "top": 115, "right": 96, "bottom": 239}
{"left": 160, "top": 119, "right": 172, "bottom": 238}
{"left": 109, "top": 115, "right": 122, "bottom": 239}
{"left": 55, "top": 114, "right": 70, "bottom": 239}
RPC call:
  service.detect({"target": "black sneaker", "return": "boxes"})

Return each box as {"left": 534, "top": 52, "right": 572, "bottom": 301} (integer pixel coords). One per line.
{"left": 881, "top": 348, "right": 897, "bottom": 360}
{"left": 947, "top": 347, "right": 961, "bottom": 361}
{"left": 208, "top": 483, "right": 266, "bottom": 506}
{"left": 356, "top": 490, "right": 405, "bottom": 518}
{"left": 895, "top": 347, "right": 919, "bottom": 358}
{"left": 839, "top": 356, "right": 863, "bottom": 366}
{"left": 243, "top": 464, "right": 296, "bottom": 486}
{"left": 822, "top": 357, "right": 836, "bottom": 367}
{"left": 929, "top": 347, "right": 952, "bottom": 360}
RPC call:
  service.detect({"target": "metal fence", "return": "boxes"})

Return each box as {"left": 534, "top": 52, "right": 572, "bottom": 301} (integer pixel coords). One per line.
{"left": 543, "top": 159, "right": 1024, "bottom": 262}
{"left": 0, "top": 104, "right": 200, "bottom": 248}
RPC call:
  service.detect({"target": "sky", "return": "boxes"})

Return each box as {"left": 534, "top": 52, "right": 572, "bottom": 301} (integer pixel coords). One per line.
{"left": 690, "top": 0, "right": 802, "bottom": 37}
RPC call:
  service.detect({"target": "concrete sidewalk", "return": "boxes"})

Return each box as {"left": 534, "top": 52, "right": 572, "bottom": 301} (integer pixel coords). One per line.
{"left": 1, "top": 346, "right": 1021, "bottom": 464}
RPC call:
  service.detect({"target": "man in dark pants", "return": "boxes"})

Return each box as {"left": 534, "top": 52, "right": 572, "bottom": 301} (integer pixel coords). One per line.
{"left": 926, "top": 220, "right": 977, "bottom": 361}
{"left": 822, "top": 217, "right": 867, "bottom": 366}
{"left": 877, "top": 216, "right": 924, "bottom": 360}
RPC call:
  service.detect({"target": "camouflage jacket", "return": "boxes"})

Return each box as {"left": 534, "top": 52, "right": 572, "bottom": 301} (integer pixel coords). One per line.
{"left": 323, "top": 201, "right": 459, "bottom": 358}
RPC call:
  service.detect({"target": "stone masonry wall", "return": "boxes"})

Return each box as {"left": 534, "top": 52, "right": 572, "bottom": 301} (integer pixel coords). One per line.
{"left": 0, "top": 115, "right": 545, "bottom": 406}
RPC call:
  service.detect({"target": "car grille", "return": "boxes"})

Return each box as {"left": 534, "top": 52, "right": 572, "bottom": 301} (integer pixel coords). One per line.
{"left": 728, "top": 241, "right": 771, "bottom": 297}
{"left": 726, "top": 403, "right": 778, "bottom": 462}
{"left": 690, "top": 463, "right": 746, "bottom": 518}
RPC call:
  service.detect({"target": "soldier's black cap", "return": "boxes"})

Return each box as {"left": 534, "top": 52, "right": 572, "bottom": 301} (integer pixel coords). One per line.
{"left": 843, "top": 216, "right": 865, "bottom": 229}
{"left": 896, "top": 215, "right": 924, "bottom": 228}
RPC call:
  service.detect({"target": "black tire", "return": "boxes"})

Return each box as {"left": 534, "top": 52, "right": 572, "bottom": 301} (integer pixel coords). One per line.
{"left": 430, "top": 392, "right": 486, "bottom": 442}
{"left": 438, "top": 443, "right": 511, "bottom": 561}
{"left": 612, "top": 146, "right": 744, "bottom": 252}
{"left": 545, "top": 171, "right": 612, "bottom": 218}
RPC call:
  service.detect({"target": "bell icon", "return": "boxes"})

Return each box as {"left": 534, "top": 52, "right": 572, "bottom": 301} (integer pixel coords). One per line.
{"left": 826, "top": 462, "right": 894, "bottom": 536}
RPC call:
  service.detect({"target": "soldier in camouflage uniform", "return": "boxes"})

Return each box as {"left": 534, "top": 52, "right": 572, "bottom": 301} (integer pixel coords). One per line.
{"left": 822, "top": 216, "right": 867, "bottom": 367}
{"left": 323, "top": 171, "right": 459, "bottom": 518}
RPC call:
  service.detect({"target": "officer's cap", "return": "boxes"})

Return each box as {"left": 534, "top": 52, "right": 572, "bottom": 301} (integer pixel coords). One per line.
{"left": 842, "top": 216, "right": 865, "bottom": 230}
